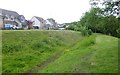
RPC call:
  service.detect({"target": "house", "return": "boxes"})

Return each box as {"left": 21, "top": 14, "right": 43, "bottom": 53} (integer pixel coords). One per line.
{"left": 0, "top": 16, "right": 3, "bottom": 29}
{"left": 31, "top": 16, "right": 46, "bottom": 29}
{"left": 30, "top": 16, "right": 58, "bottom": 30}
{"left": 46, "top": 18, "right": 58, "bottom": 30}
{"left": 0, "top": 8, "right": 27, "bottom": 29}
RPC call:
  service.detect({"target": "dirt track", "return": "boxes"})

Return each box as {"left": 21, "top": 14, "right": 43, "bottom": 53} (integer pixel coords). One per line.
{"left": 26, "top": 49, "right": 64, "bottom": 73}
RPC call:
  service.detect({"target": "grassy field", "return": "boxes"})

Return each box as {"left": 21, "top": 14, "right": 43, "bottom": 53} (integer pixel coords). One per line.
{"left": 39, "top": 34, "right": 118, "bottom": 73}
{"left": 0, "top": 30, "right": 2, "bottom": 74}
{"left": 1, "top": 30, "right": 118, "bottom": 73}
{"left": 2, "top": 30, "right": 84, "bottom": 73}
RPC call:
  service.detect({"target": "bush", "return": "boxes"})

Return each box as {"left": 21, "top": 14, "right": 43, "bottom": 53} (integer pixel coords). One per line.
{"left": 88, "top": 29, "right": 93, "bottom": 35}
{"left": 80, "top": 26, "right": 92, "bottom": 36}
{"left": 116, "top": 28, "right": 120, "bottom": 38}
{"left": 79, "top": 35, "right": 96, "bottom": 47}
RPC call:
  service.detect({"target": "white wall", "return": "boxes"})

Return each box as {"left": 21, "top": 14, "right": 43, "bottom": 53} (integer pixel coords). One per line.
{"left": 31, "top": 16, "right": 41, "bottom": 28}
{"left": 0, "top": 9, "right": 2, "bottom": 16}
{"left": 46, "top": 20, "right": 52, "bottom": 25}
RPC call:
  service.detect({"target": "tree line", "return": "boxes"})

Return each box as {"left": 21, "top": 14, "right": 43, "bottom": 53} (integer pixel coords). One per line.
{"left": 67, "top": 0, "right": 120, "bottom": 38}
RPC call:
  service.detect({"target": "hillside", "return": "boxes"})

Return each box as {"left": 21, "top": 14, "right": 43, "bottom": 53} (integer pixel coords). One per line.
{"left": 39, "top": 34, "right": 118, "bottom": 73}
{"left": 2, "top": 30, "right": 84, "bottom": 73}
{"left": 2, "top": 30, "right": 118, "bottom": 73}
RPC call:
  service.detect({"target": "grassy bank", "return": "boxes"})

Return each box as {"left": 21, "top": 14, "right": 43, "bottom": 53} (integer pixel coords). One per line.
{"left": 39, "top": 34, "right": 118, "bottom": 73}
{"left": 2, "top": 30, "right": 118, "bottom": 73}
{"left": 2, "top": 30, "right": 84, "bottom": 73}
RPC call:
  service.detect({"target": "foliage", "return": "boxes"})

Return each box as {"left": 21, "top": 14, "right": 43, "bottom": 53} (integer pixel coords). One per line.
{"left": 102, "top": 0, "right": 120, "bottom": 16}
{"left": 67, "top": 24, "right": 76, "bottom": 30}
{"left": 67, "top": 21, "right": 93, "bottom": 36}
{"left": 67, "top": 22, "right": 78, "bottom": 30}
{"left": 78, "top": 34, "right": 96, "bottom": 47}
{"left": 80, "top": 26, "right": 92, "bottom": 36}
{"left": 79, "top": 7, "right": 120, "bottom": 37}
{"left": 67, "top": 0, "right": 120, "bottom": 38}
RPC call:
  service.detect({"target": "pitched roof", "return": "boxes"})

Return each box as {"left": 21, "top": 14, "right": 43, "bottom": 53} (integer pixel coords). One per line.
{"left": 46, "top": 18, "right": 57, "bottom": 26}
{"left": 34, "top": 16, "right": 45, "bottom": 22}
{"left": 0, "top": 8, "right": 19, "bottom": 17}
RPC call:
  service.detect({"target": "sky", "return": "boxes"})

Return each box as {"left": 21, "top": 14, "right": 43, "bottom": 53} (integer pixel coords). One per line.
{"left": 0, "top": 0, "right": 91, "bottom": 24}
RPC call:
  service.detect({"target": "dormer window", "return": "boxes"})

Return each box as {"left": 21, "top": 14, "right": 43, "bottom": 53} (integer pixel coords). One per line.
{"left": 11, "top": 16, "right": 14, "bottom": 21}
{"left": 20, "top": 16, "right": 25, "bottom": 22}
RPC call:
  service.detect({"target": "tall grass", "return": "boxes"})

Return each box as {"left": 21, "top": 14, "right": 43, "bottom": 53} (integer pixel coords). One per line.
{"left": 2, "top": 30, "right": 84, "bottom": 73}
{"left": 39, "top": 34, "right": 118, "bottom": 73}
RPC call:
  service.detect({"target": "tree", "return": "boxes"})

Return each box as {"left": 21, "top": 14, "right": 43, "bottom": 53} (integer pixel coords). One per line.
{"left": 79, "top": 6, "right": 119, "bottom": 37}
{"left": 67, "top": 24, "right": 76, "bottom": 30}
{"left": 102, "top": 0, "right": 120, "bottom": 17}
{"left": 80, "top": 8, "right": 102, "bottom": 33}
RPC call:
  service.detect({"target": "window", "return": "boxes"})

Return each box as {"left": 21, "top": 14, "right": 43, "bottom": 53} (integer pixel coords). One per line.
{"left": 11, "top": 18, "right": 13, "bottom": 20}
{"left": 20, "top": 16, "right": 25, "bottom": 22}
{"left": 11, "top": 16, "right": 14, "bottom": 21}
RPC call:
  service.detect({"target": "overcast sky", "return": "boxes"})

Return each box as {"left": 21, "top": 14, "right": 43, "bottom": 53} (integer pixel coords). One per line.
{"left": 0, "top": 0, "right": 91, "bottom": 24}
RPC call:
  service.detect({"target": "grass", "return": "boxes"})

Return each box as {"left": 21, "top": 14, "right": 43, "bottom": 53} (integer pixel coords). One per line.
{"left": 2, "top": 30, "right": 84, "bottom": 73}
{"left": 1, "top": 30, "right": 118, "bottom": 73}
{"left": 0, "top": 30, "right": 2, "bottom": 74}
{"left": 39, "top": 34, "right": 118, "bottom": 73}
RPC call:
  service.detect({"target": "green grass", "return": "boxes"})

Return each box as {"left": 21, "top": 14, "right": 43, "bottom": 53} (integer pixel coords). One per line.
{"left": 39, "top": 34, "right": 118, "bottom": 73}
{"left": 2, "top": 30, "right": 84, "bottom": 73}
{"left": 2, "top": 30, "right": 118, "bottom": 73}
{"left": 0, "top": 30, "right": 2, "bottom": 75}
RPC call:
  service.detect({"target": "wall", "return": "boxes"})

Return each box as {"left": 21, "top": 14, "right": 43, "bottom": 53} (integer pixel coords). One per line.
{"left": 0, "top": 16, "right": 3, "bottom": 29}
{"left": 31, "top": 17, "right": 41, "bottom": 29}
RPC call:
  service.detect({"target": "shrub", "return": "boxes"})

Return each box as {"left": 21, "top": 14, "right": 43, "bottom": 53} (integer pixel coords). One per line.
{"left": 88, "top": 29, "right": 93, "bottom": 35}
{"left": 80, "top": 26, "right": 92, "bottom": 36}
{"left": 79, "top": 35, "right": 96, "bottom": 47}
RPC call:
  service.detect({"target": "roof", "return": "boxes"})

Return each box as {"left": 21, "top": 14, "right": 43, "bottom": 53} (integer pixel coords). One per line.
{"left": 46, "top": 18, "right": 57, "bottom": 26}
{"left": 46, "top": 20, "right": 53, "bottom": 26}
{"left": 34, "top": 16, "right": 45, "bottom": 22}
{"left": 0, "top": 8, "right": 27, "bottom": 27}
{"left": 0, "top": 8, "right": 19, "bottom": 17}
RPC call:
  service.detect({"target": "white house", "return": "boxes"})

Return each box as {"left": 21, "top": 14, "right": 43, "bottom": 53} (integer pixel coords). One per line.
{"left": 31, "top": 17, "right": 58, "bottom": 30}
{"left": 31, "top": 16, "right": 46, "bottom": 29}
{"left": 46, "top": 18, "right": 58, "bottom": 30}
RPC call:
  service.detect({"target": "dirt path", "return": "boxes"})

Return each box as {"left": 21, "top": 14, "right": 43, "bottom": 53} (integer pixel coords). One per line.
{"left": 26, "top": 49, "right": 64, "bottom": 73}
{"left": 25, "top": 39, "right": 83, "bottom": 74}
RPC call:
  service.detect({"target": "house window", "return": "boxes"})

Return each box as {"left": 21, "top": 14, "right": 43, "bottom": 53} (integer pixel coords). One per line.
{"left": 11, "top": 18, "right": 13, "bottom": 20}
{"left": 11, "top": 16, "right": 14, "bottom": 21}
{"left": 20, "top": 16, "right": 25, "bottom": 22}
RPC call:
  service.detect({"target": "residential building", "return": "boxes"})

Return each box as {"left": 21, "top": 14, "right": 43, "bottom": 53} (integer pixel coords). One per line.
{"left": 0, "top": 8, "right": 27, "bottom": 29}
{"left": 31, "top": 16, "right": 46, "bottom": 30}
{"left": 31, "top": 17, "right": 58, "bottom": 30}
{"left": 0, "top": 16, "right": 3, "bottom": 29}
{"left": 46, "top": 18, "right": 58, "bottom": 30}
